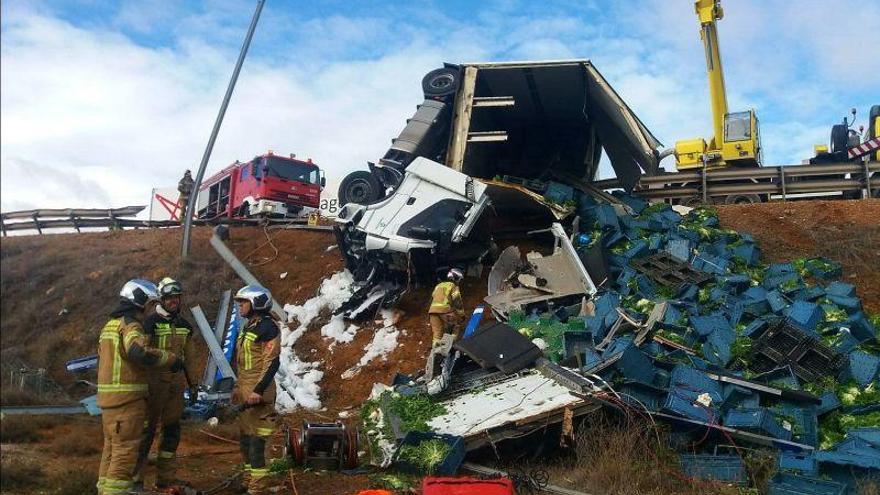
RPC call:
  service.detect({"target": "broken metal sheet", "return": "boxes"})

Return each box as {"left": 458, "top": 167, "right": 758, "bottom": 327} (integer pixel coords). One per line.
{"left": 484, "top": 223, "right": 597, "bottom": 318}
{"left": 453, "top": 322, "right": 543, "bottom": 374}
{"left": 428, "top": 370, "right": 587, "bottom": 441}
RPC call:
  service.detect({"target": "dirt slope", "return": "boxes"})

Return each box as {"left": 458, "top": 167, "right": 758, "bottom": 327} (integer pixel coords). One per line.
{"left": 717, "top": 199, "right": 880, "bottom": 314}
{"left": 1, "top": 199, "right": 878, "bottom": 494}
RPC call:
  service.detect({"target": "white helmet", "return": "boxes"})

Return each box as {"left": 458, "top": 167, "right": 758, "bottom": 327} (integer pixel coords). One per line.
{"left": 120, "top": 279, "right": 159, "bottom": 308}
{"left": 447, "top": 268, "right": 464, "bottom": 282}
{"left": 234, "top": 285, "right": 272, "bottom": 312}
{"left": 157, "top": 277, "right": 183, "bottom": 299}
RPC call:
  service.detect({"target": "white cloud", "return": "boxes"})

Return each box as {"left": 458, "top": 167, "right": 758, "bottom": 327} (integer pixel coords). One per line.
{"left": 1, "top": 1, "right": 875, "bottom": 212}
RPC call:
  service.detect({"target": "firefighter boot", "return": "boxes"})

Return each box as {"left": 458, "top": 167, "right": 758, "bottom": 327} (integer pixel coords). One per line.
{"left": 155, "top": 422, "right": 182, "bottom": 488}
{"left": 247, "top": 436, "right": 271, "bottom": 495}
{"left": 238, "top": 435, "right": 252, "bottom": 493}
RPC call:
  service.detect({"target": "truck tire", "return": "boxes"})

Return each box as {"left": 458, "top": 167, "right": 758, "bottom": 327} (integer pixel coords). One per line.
{"left": 830, "top": 124, "right": 848, "bottom": 154}
{"left": 422, "top": 67, "right": 459, "bottom": 98}
{"left": 724, "top": 194, "right": 762, "bottom": 205}
{"left": 338, "top": 170, "right": 381, "bottom": 206}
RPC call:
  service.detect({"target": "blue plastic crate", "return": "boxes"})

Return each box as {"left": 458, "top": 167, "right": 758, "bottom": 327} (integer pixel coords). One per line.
{"left": 767, "top": 290, "right": 789, "bottom": 313}
{"left": 848, "top": 427, "right": 880, "bottom": 447}
{"left": 692, "top": 253, "right": 729, "bottom": 275}
{"left": 720, "top": 274, "right": 751, "bottom": 294}
{"left": 814, "top": 439, "right": 880, "bottom": 470}
{"left": 544, "top": 181, "right": 575, "bottom": 205}
{"left": 679, "top": 454, "right": 746, "bottom": 484}
{"left": 848, "top": 351, "right": 880, "bottom": 387}
{"left": 690, "top": 315, "right": 731, "bottom": 338}
{"left": 393, "top": 431, "right": 465, "bottom": 476}
{"left": 670, "top": 364, "right": 722, "bottom": 395}
{"left": 825, "top": 282, "right": 856, "bottom": 298}
{"left": 732, "top": 242, "right": 761, "bottom": 266}
{"left": 721, "top": 385, "right": 759, "bottom": 411}
{"left": 742, "top": 317, "right": 774, "bottom": 339}
{"left": 784, "top": 301, "right": 822, "bottom": 334}
{"left": 619, "top": 383, "right": 665, "bottom": 411}
{"left": 794, "top": 286, "right": 825, "bottom": 302}
{"left": 665, "top": 238, "right": 693, "bottom": 263}
{"left": 768, "top": 473, "right": 846, "bottom": 495}
{"left": 664, "top": 387, "right": 720, "bottom": 422}
{"left": 615, "top": 346, "right": 656, "bottom": 385}
{"left": 596, "top": 204, "right": 620, "bottom": 231}
{"left": 816, "top": 391, "right": 842, "bottom": 416}
{"left": 778, "top": 451, "right": 818, "bottom": 476}
{"left": 724, "top": 408, "right": 792, "bottom": 440}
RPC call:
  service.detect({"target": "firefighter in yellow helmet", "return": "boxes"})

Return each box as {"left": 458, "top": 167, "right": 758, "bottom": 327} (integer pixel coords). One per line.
{"left": 133, "top": 277, "right": 199, "bottom": 491}
{"left": 428, "top": 268, "right": 466, "bottom": 345}
{"left": 232, "top": 285, "right": 281, "bottom": 495}
{"left": 96, "top": 279, "right": 182, "bottom": 495}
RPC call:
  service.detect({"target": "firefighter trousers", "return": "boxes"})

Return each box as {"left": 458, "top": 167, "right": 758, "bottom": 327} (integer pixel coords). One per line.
{"left": 429, "top": 313, "right": 462, "bottom": 344}
{"left": 134, "top": 379, "right": 185, "bottom": 487}
{"left": 98, "top": 399, "right": 147, "bottom": 495}
{"left": 238, "top": 403, "right": 276, "bottom": 494}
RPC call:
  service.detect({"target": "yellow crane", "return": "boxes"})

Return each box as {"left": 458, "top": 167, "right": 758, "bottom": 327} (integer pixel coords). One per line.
{"left": 674, "top": 0, "right": 762, "bottom": 170}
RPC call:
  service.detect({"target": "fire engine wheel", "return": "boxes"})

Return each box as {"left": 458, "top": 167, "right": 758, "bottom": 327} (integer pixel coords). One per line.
{"left": 723, "top": 193, "right": 762, "bottom": 205}
{"left": 422, "top": 67, "right": 459, "bottom": 98}
{"left": 339, "top": 170, "right": 380, "bottom": 206}
{"left": 237, "top": 202, "right": 250, "bottom": 217}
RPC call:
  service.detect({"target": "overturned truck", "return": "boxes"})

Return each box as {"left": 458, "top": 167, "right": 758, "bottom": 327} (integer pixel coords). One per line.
{"left": 335, "top": 60, "right": 663, "bottom": 316}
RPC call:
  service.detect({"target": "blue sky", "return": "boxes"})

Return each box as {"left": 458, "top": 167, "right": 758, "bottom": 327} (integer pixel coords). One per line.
{"left": 2, "top": 0, "right": 878, "bottom": 211}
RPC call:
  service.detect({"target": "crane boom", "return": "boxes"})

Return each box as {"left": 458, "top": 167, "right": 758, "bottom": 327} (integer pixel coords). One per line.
{"left": 673, "top": 0, "right": 761, "bottom": 171}
{"left": 696, "top": 0, "right": 728, "bottom": 150}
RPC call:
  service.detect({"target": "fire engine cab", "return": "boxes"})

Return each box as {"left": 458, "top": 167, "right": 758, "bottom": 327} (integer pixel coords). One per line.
{"left": 196, "top": 151, "right": 324, "bottom": 219}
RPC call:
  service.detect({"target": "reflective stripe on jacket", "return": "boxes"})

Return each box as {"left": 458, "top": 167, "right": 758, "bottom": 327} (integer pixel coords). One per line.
{"left": 234, "top": 315, "right": 281, "bottom": 403}
{"left": 97, "top": 317, "right": 171, "bottom": 408}
{"left": 144, "top": 313, "right": 198, "bottom": 384}
{"left": 429, "top": 281, "right": 462, "bottom": 314}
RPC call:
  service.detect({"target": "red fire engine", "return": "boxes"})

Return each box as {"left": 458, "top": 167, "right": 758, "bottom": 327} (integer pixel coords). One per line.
{"left": 196, "top": 151, "right": 324, "bottom": 219}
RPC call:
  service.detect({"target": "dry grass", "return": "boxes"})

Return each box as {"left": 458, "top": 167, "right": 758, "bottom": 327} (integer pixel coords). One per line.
{"left": 0, "top": 386, "right": 43, "bottom": 406}
{"left": 532, "top": 414, "right": 751, "bottom": 495}
{"left": 0, "top": 456, "right": 45, "bottom": 491}
{"left": 49, "top": 426, "right": 102, "bottom": 456}
{"left": 1, "top": 416, "right": 43, "bottom": 444}
{"left": 48, "top": 468, "right": 98, "bottom": 495}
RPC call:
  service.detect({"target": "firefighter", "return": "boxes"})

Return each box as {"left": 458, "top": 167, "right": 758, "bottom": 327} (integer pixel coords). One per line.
{"left": 177, "top": 170, "right": 194, "bottom": 223}
{"left": 133, "top": 277, "right": 200, "bottom": 491}
{"left": 232, "top": 285, "right": 281, "bottom": 495}
{"left": 97, "top": 279, "right": 182, "bottom": 495}
{"left": 428, "top": 268, "right": 466, "bottom": 345}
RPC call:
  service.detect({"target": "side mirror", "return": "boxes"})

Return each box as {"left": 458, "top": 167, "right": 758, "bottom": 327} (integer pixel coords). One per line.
{"left": 321, "top": 176, "right": 326, "bottom": 188}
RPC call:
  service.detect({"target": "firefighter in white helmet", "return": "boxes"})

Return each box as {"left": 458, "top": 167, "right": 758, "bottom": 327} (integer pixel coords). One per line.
{"left": 232, "top": 285, "right": 281, "bottom": 495}
{"left": 428, "top": 268, "right": 466, "bottom": 345}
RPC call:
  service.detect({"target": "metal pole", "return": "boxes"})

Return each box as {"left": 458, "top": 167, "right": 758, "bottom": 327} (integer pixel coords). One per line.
{"left": 864, "top": 160, "right": 873, "bottom": 199}
{"left": 181, "top": 0, "right": 265, "bottom": 258}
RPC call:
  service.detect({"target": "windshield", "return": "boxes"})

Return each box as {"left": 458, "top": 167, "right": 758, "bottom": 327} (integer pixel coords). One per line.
{"left": 264, "top": 157, "right": 319, "bottom": 185}
{"left": 724, "top": 111, "right": 752, "bottom": 142}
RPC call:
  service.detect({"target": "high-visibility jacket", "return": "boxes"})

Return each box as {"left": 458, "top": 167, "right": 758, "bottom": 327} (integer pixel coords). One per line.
{"left": 234, "top": 314, "right": 281, "bottom": 404}
{"left": 143, "top": 309, "right": 198, "bottom": 386}
{"left": 97, "top": 311, "right": 176, "bottom": 409}
{"left": 429, "top": 281, "right": 463, "bottom": 315}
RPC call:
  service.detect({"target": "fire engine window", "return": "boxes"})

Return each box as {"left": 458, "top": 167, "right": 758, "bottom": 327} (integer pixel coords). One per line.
{"left": 252, "top": 161, "right": 262, "bottom": 178}
{"left": 265, "top": 157, "right": 319, "bottom": 185}
{"left": 240, "top": 166, "right": 249, "bottom": 181}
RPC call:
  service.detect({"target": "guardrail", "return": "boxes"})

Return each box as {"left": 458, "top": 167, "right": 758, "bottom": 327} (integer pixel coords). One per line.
{"left": 592, "top": 162, "right": 879, "bottom": 203}
{"left": 0, "top": 206, "right": 323, "bottom": 236}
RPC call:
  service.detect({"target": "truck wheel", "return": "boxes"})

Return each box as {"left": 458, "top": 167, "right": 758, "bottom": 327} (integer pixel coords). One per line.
{"left": 237, "top": 202, "right": 250, "bottom": 217}
{"left": 422, "top": 67, "right": 459, "bottom": 98}
{"left": 724, "top": 194, "right": 762, "bottom": 205}
{"left": 830, "top": 124, "right": 848, "bottom": 154}
{"left": 339, "top": 170, "right": 380, "bottom": 206}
